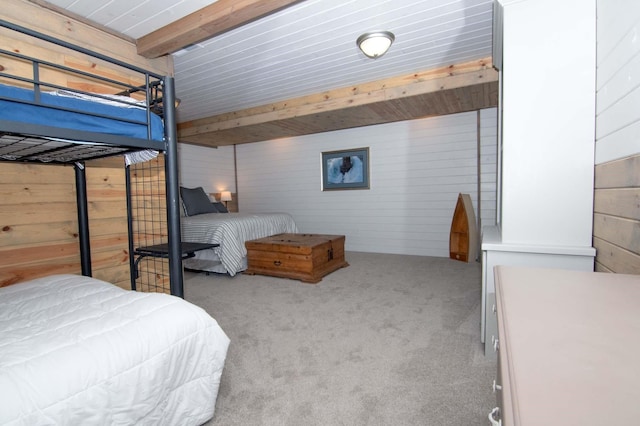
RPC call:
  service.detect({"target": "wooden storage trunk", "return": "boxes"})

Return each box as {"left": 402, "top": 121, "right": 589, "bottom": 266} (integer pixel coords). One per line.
{"left": 244, "top": 233, "right": 348, "bottom": 283}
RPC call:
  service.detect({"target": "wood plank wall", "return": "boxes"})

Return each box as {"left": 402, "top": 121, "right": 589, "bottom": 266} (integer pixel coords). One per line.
{"left": 0, "top": 163, "right": 79, "bottom": 286}
{"left": 593, "top": 155, "right": 640, "bottom": 273}
{"left": 0, "top": 160, "right": 132, "bottom": 288}
{"left": 1, "top": 1, "right": 172, "bottom": 78}
{"left": 594, "top": 1, "right": 640, "bottom": 274}
{"left": 0, "top": 154, "right": 172, "bottom": 290}
{"left": 0, "top": 1, "right": 172, "bottom": 288}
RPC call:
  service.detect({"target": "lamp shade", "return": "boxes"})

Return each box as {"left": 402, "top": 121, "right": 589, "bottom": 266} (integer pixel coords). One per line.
{"left": 220, "top": 191, "right": 232, "bottom": 202}
{"left": 357, "top": 31, "right": 395, "bottom": 59}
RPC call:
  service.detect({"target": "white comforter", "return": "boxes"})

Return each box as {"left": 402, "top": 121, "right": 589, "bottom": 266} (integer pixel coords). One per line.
{"left": 181, "top": 212, "right": 298, "bottom": 276}
{"left": 0, "top": 274, "right": 230, "bottom": 426}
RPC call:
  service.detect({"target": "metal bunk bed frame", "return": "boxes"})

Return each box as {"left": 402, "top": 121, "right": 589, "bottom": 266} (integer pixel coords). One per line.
{"left": 0, "top": 20, "right": 184, "bottom": 297}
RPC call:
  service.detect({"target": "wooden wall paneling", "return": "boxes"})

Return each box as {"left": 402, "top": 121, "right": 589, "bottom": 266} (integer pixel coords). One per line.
{"left": 0, "top": 242, "right": 78, "bottom": 265}
{"left": 595, "top": 155, "right": 640, "bottom": 188}
{"left": 95, "top": 263, "right": 131, "bottom": 287}
{"left": 594, "top": 260, "right": 613, "bottom": 273}
{"left": 2, "top": 0, "right": 173, "bottom": 75}
{"left": 0, "top": 202, "right": 76, "bottom": 225}
{"left": 129, "top": 246, "right": 171, "bottom": 292}
{"left": 0, "top": 35, "right": 149, "bottom": 94}
{"left": 0, "top": 260, "right": 79, "bottom": 288}
{"left": 593, "top": 214, "right": 640, "bottom": 254}
{"left": 593, "top": 188, "right": 640, "bottom": 219}
{"left": 0, "top": 150, "right": 161, "bottom": 288}
{"left": 88, "top": 217, "right": 127, "bottom": 237}
{"left": 593, "top": 154, "right": 640, "bottom": 274}
{"left": 136, "top": 259, "right": 171, "bottom": 294}
{"left": 0, "top": 163, "right": 80, "bottom": 286}
{"left": 90, "top": 249, "right": 128, "bottom": 272}
{"left": 0, "top": 221, "right": 79, "bottom": 246}
{"left": 0, "top": 162, "right": 70, "bottom": 183}
{"left": 0, "top": 152, "right": 164, "bottom": 290}
{"left": 2, "top": 182, "right": 75, "bottom": 203}
{"left": 85, "top": 165, "right": 130, "bottom": 288}
{"left": 593, "top": 237, "right": 640, "bottom": 274}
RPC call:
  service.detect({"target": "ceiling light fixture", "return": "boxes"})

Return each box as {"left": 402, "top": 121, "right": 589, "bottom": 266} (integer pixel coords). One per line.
{"left": 356, "top": 31, "right": 395, "bottom": 59}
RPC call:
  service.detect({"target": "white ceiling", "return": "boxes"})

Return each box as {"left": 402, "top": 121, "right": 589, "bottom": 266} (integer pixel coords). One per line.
{"left": 42, "top": 0, "right": 494, "bottom": 123}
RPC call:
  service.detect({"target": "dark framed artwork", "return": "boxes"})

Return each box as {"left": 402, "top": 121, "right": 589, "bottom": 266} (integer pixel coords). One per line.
{"left": 321, "top": 147, "right": 370, "bottom": 191}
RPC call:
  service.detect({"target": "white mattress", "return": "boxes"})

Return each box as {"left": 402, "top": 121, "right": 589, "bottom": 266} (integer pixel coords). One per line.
{"left": 0, "top": 274, "right": 230, "bottom": 425}
{"left": 181, "top": 212, "right": 298, "bottom": 276}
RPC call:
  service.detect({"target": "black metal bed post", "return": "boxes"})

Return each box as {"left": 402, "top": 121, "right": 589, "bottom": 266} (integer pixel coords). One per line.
{"left": 163, "top": 76, "right": 183, "bottom": 298}
{"left": 74, "top": 162, "right": 92, "bottom": 276}
{"left": 125, "top": 165, "right": 137, "bottom": 290}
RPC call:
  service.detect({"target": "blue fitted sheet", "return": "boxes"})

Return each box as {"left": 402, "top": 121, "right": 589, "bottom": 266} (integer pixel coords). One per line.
{"left": 0, "top": 83, "right": 164, "bottom": 142}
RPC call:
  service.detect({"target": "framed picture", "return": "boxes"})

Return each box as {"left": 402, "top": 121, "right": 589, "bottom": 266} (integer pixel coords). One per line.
{"left": 321, "top": 147, "right": 370, "bottom": 191}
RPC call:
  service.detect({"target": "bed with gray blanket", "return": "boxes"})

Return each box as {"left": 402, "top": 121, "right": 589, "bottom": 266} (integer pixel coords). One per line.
{"left": 181, "top": 212, "right": 298, "bottom": 275}
{"left": 179, "top": 186, "right": 298, "bottom": 275}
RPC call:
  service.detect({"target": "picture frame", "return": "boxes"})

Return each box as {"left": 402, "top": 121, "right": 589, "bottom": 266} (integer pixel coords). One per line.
{"left": 321, "top": 147, "right": 370, "bottom": 191}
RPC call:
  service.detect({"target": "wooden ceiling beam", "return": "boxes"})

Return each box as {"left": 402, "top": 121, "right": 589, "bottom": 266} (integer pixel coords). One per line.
{"left": 136, "top": 0, "right": 305, "bottom": 58}
{"left": 177, "top": 58, "right": 498, "bottom": 147}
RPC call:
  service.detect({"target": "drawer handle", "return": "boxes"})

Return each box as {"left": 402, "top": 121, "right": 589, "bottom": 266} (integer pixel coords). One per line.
{"left": 273, "top": 260, "right": 282, "bottom": 266}
{"left": 491, "top": 335, "right": 500, "bottom": 352}
{"left": 492, "top": 379, "right": 502, "bottom": 393}
{"left": 492, "top": 303, "right": 497, "bottom": 314}
{"left": 488, "top": 407, "right": 501, "bottom": 425}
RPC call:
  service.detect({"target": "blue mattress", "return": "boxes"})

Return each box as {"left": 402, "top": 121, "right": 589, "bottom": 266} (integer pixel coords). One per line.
{"left": 0, "top": 83, "right": 164, "bottom": 142}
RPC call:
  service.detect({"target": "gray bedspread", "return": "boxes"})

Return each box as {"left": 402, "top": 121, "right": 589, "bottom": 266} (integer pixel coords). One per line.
{"left": 181, "top": 212, "right": 298, "bottom": 275}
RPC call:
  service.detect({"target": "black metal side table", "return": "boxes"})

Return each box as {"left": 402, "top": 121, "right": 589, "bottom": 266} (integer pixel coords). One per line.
{"left": 133, "top": 242, "right": 219, "bottom": 279}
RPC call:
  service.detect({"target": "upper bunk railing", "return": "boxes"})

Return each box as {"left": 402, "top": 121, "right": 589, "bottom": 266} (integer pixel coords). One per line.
{"left": 0, "top": 19, "right": 171, "bottom": 149}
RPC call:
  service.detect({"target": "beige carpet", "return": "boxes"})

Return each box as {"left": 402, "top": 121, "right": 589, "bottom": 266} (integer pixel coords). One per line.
{"left": 185, "top": 251, "right": 496, "bottom": 426}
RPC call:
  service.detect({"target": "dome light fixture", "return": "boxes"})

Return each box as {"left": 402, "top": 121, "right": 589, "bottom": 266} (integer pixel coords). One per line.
{"left": 356, "top": 31, "right": 395, "bottom": 59}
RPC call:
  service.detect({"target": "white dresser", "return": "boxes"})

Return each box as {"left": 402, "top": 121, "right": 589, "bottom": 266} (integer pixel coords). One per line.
{"left": 489, "top": 266, "right": 640, "bottom": 425}
{"left": 480, "top": 226, "right": 595, "bottom": 356}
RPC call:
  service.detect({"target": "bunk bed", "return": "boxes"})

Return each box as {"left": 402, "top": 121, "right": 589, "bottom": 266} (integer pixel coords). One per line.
{"left": 0, "top": 20, "right": 230, "bottom": 424}
{"left": 0, "top": 19, "right": 183, "bottom": 296}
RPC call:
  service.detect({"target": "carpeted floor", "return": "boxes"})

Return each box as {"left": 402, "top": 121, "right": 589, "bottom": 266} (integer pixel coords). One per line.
{"left": 185, "top": 251, "right": 496, "bottom": 426}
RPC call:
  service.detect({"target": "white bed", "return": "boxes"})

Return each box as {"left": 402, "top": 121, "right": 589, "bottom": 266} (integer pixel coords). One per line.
{"left": 0, "top": 274, "right": 230, "bottom": 426}
{"left": 181, "top": 212, "right": 298, "bottom": 276}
